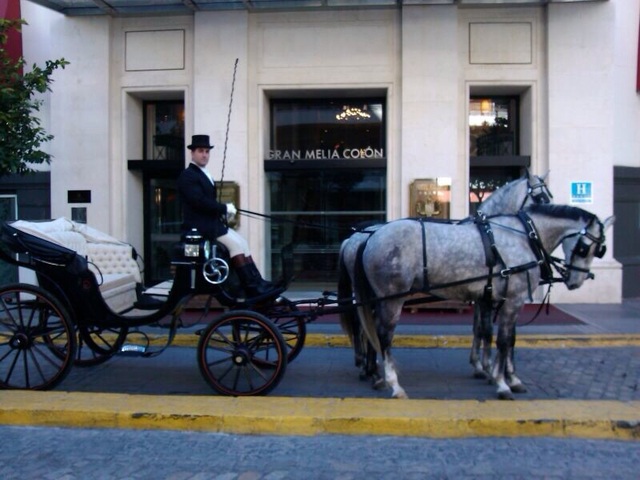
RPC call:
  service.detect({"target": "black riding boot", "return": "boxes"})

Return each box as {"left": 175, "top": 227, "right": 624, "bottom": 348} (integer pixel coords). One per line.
{"left": 232, "top": 255, "right": 278, "bottom": 298}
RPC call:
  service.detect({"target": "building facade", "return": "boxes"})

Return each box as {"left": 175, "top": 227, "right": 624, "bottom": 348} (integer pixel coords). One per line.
{"left": 11, "top": 0, "right": 640, "bottom": 302}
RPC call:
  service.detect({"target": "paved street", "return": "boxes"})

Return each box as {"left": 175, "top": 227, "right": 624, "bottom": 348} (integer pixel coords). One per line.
{"left": 0, "top": 300, "right": 638, "bottom": 479}
{"left": 41, "top": 297, "right": 640, "bottom": 402}
{"left": 57, "top": 343, "right": 640, "bottom": 401}
{"left": 1, "top": 426, "right": 637, "bottom": 479}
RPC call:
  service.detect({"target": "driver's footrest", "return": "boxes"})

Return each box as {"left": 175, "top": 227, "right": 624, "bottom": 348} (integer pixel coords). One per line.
{"left": 119, "top": 344, "right": 148, "bottom": 356}
{"left": 133, "top": 294, "right": 165, "bottom": 310}
{"left": 242, "top": 285, "right": 287, "bottom": 305}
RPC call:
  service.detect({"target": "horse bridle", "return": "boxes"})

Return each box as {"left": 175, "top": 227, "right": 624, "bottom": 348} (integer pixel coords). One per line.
{"left": 521, "top": 174, "right": 553, "bottom": 209}
{"left": 551, "top": 216, "right": 607, "bottom": 280}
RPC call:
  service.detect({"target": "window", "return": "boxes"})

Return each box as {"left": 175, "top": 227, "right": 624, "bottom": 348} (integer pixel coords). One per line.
{"left": 266, "top": 97, "right": 386, "bottom": 288}
{"left": 270, "top": 98, "right": 385, "bottom": 160}
{"left": 469, "top": 95, "right": 529, "bottom": 213}
{"left": 145, "top": 101, "right": 185, "bottom": 161}
{"left": 470, "top": 97, "right": 517, "bottom": 157}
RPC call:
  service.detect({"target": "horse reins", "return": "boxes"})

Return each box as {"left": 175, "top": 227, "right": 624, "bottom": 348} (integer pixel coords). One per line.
{"left": 237, "top": 207, "right": 354, "bottom": 236}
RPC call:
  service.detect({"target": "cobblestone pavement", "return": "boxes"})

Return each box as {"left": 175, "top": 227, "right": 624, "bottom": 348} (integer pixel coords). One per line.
{"left": 1, "top": 301, "right": 638, "bottom": 479}
{"left": 0, "top": 425, "right": 637, "bottom": 480}
{"left": 57, "top": 345, "right": 640, "bottom": 401}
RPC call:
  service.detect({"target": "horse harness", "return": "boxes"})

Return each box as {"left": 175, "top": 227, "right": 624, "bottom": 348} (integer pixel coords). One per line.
{"left": 417, "top": 211, "right": 565, "bottom": 305}
{"left": 473, "top": 211, "right": 554, "bottom": 307}
{"left": 353, "top": 207, "right": 605, "bottom": 307}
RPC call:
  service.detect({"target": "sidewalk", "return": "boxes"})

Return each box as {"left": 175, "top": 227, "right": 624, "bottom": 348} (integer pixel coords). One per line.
{"left": 0, "top": 299, "right": 638, "bottom": 440}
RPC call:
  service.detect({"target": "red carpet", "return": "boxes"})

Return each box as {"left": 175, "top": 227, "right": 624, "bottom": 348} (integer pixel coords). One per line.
{"left": 177, "top": 303, "right": 582, "bottom": 327}
{"left": 309, "top": 304, "right": 582, "bottom": 326}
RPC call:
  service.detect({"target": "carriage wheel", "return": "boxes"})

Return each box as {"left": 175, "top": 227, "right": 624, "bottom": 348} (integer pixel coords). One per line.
{"left": 197, "top": 310, "right": 287, "bottom": 396}
{"left": 0, "top": 283, "right": 76, "bottom": 390}
{"left": 73, "top": 324, "right": 129, "bottom": 367}
{"left": 256, "top": 299, "right": 305, "bottom": 364}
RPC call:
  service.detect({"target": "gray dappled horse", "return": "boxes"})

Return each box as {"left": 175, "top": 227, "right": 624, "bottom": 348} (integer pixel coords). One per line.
{"left": 338, "top": 172, "right": 552, "bottom": 385}
{"left": 352, "top": 204, "right": 613, "bottom": 399}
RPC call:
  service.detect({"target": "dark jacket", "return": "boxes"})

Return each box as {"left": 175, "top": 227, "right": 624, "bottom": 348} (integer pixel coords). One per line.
{"left": 177, "top": 163, "right": 228, "bottom": 239}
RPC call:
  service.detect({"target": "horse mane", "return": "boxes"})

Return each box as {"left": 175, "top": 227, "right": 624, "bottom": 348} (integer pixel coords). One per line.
{"left": 526, "top": 203, "right": 596, "bottom": 222}
{"left": 478, "top": 176, "right": 526, "bottom": 211}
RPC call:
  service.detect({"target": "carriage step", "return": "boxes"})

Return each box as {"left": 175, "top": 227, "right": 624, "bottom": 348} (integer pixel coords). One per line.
{"left": 119, "top": 344, "right": 148, "bottom": 356}
{"left": 133, "top": 295, "right": 165, "bottom": 310}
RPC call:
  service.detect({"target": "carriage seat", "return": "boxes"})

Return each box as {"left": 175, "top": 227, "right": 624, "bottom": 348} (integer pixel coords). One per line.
{"left": 12, "top": 217, "right": 141, "bottom": 313}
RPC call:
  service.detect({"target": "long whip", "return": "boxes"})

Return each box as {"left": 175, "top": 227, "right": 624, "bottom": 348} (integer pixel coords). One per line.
{"left": 218, "top": 58, "right": 239, "bottom": 204}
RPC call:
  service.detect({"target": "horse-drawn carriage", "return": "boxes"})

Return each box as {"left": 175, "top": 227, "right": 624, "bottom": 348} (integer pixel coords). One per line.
{"left": 0, "top": 222, "right": 312, "bottom": 396}
{"left": 0, "top": 173, "right": 613, "bottom": 400}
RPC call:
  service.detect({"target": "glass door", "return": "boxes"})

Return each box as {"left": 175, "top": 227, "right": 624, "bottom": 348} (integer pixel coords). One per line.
{"left": 141, "top": 100, "right": 184, "bottom": 285}
{"left": 266, "top": 96, "right": 387, "bottom": 290}
{"left": 146, "top": 176, "right": 182, "bottom": 283}
{"left": 267, "top": 169, "right": 386, "bottom": 288}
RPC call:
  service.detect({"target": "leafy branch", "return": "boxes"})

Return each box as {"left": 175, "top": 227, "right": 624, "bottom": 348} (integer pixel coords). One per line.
{"left": 0, "top": 18, "right": 68, "bottom": 177}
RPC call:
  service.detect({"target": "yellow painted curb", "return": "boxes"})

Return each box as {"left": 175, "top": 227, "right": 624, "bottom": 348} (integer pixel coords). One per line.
{"left": 160, "top": 333, "right": 640, "bottom": 349}
{"left": 0, "top": 391, "right": 638, "bottom": 440}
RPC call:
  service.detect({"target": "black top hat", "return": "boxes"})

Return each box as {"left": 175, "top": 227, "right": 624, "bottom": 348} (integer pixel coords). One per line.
{"left": 187, "top": 134, "right": 214, "bottom": 150}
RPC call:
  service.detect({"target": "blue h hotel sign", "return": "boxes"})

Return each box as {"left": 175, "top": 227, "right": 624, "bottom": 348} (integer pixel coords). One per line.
{"left": 570, "top": 181, "right": 593, "bottom": 204}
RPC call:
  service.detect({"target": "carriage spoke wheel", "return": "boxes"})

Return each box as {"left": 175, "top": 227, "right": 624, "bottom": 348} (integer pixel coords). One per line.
{"left": 197, "top": 310, "right": 287, "bottom": 396}
{"left": 0, "top": 284, "right": 76, "bottom": 390}
{"left": 256, "top": 300, "right": 305, "bottom": 365}
{"left": 73, "top": 324, "right": 129, "bottom": 367}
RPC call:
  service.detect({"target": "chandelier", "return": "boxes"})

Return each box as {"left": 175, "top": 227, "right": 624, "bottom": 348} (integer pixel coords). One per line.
{"left": 336, "top": 105, "right": 371, "bottom": 121}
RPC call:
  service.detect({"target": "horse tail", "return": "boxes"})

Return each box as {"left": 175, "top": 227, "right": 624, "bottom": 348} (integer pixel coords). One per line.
{"left": 337, "top": 243, "right": 356, "bottom": 344}
{"left": 353, "top": 240, "right": 383, "bottom": 355}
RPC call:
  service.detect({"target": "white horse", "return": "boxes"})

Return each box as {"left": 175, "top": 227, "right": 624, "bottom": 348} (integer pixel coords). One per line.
{"left": 338, "top": 172, "right": 552, "bottom": 385}
{"left": 352, "top": 204, "right": 613, "bottom": 399}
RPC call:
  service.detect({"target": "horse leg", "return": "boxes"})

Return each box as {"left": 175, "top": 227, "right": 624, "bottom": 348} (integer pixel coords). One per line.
{"left": 492, "top": 300, "right": 530, "bottom": 400}
{"left": 470, "top": 300, "right": 493, "bottom": 380}
{"left": 337, "top": 253, "right": 364, "bottom": 370}
{"left": 352, "top": 314, "right": 365, "bottom": 368}
{"left": 469, "top": 303, "right": 482, "bottom": 376}
{"left": 505, "top": 324, "right": 527, "bottom": 394}
{"left": 364, "top": 341, "right": 384, "bottom": 389}
{"left": 381, "top": 350, "right": 407, "bottom": 399}
{"left": 357, "top": 333, "right": 382, "bottom": 386}
{"left": 479, "top": 304, "right": 494, "bottom": 379}
{"left": 376, "top": 300, "right": 407, "bottom": 399}
{"left": 491, "top": 310, "right": 519, "bottom": 400}
{"left": 352, "top": 299, "right": 382, "bottom": 384}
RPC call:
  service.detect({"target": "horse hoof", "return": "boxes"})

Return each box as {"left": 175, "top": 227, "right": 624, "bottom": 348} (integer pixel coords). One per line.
{"left": 372, "top": 378, "right": 386, "bottom": 390}
{"left": 497, "top": 390, "right": 515, "bottom": 400}
{"left": 392, "top": 390, "right": 409, "bottom": 399}
{"left": 510, "top": 384, "right": 528, "bottom": 394}
{"left": 473, "top": 370, "right": 489, "bottom": 380}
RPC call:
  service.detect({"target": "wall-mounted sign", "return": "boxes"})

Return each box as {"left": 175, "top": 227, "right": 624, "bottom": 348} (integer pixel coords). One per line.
{"left": 71, "top": 207, "right": 87, "bottom": 224}
{"left": 570, "top": 181, "right": 593, "bottom": 205}
{"left": 410, "top": 178, "right": 451, "bottom": 220}
{"left": 218, "top": 181, "right": 240, "bottom": 229}
{"left": 68, "top": 190, "right": 91, "bottom": 204}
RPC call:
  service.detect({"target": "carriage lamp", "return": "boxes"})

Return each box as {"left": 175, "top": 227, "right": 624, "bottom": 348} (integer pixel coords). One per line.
{"left": 182, "top": 229, "right": 211, "bottom": 260}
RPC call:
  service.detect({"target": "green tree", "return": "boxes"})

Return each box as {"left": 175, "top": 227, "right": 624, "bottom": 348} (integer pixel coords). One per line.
{"left": 0, "top": 18, "right": 68, "bottom": 177}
